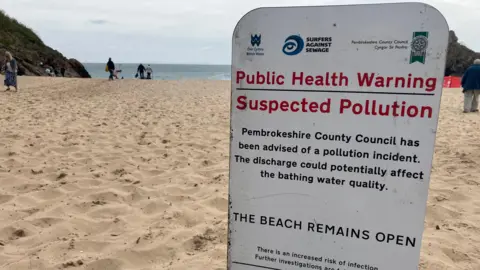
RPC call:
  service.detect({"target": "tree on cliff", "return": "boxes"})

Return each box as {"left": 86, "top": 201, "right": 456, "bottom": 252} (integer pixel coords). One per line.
{"left": 0, "top": 10, "right": 90, "bottom": 78}
{"left": 445, "top": 31, "right": 480, "bottom": 76}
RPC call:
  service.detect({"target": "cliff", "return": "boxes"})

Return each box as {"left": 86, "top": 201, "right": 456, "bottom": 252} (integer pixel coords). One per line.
{"left": 0, "top": 10, "right": 90, "bottom": 78}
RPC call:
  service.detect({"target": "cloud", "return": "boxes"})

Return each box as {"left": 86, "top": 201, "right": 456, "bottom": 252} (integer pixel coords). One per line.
{"left": 1, "top": 0, "right": 479, "bottom": 64}
{"left": 89, "top": 19, "right": 108, "bottom": 25}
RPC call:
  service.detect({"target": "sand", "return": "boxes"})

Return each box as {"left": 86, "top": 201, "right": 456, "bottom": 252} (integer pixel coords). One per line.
{"left": 0, "top": 77, "right": 478, "bottom": 270}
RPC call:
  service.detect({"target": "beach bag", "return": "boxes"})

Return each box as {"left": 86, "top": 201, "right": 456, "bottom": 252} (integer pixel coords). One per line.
{"left": 105, "top": 64, "right": 109, "bottom": 72}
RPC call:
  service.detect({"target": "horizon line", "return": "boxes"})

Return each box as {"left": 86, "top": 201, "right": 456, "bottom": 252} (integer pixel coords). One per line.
{"left": 81, "top": 62, "right": 231, "bottom": 66}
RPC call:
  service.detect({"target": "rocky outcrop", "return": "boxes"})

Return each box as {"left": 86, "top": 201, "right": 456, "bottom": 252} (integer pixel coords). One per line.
{"left": 0, "top": 10, "right": 90, "bottom": 78}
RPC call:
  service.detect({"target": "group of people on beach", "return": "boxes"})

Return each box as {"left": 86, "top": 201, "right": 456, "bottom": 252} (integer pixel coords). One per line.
{"left": 2, "top": 51, "right": 71, "bottom": 92}
{"left": 106, "top": 58, "right": 122, "bottom": 80}
{"left": 135, "top": 63, "right": 153, "bottom": 80}
{"left": 3, "top": 51, "right": 480, "bottom": 113}
{"left": 105, "top": 58, "right": 153, "bottom": 81}
{"left": 44, "top": 65, "right": 66, "bottom": 77}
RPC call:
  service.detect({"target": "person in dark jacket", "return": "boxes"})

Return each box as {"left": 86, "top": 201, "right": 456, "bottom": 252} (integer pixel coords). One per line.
{"left": 60, "top": 67, "right": 66, "bottom": 77}
{"left": 461, "top": 59, "right": 480, "bottom": 113}
{"left": 137, "top": 64, "right": 146, "bottom": 79}
{"left": 107, "top": 58, "right": 115, "bottom": 80}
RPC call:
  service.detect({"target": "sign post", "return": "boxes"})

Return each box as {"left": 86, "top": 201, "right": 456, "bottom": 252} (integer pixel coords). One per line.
{"left": 228, "top": 3, "right": 448, "bottom": 270}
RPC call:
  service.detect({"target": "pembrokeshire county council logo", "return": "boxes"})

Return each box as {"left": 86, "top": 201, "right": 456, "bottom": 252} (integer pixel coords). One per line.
{"left": 251, "top": 34, "right": 261, "bottom": 46}
{"left": 282, "top": 35, "right": 304, "bottom": 56}
{"left": 410, "top": 31, "right": 429, "bottom": 64}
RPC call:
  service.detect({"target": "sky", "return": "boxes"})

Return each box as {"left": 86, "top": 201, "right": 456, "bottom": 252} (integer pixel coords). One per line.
{"left": 1, "top": 0, "right": 480, "bottom": 64}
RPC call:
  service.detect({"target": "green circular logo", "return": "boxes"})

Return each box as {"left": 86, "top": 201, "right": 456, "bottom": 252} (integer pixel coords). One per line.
{"left": 411, "top": 36, "right": 428, "bottom": 52}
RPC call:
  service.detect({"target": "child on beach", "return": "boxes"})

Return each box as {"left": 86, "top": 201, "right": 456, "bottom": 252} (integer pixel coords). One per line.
{"left": 114, "top": 69, "right": 121, "bottom": 79}
{"left": 146, "top": 65, "right": 153, "bottom": 79}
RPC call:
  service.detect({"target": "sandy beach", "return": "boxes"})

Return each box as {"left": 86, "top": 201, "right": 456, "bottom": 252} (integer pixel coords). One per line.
{"left": 0, "top": 77, "right": 478, "bottom": 270}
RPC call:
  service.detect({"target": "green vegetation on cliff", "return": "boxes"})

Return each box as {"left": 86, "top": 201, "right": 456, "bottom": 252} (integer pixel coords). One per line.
{"left": 0, "top": 10, "right": 90, "bottom": 78}
{"left": 0, "top": 10, "right": 43, "bottom": 46}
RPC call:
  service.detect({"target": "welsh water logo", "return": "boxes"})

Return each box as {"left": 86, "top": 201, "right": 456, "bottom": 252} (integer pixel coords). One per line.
{"left": 251, "top": 34, "right": 261, "bottom": 46}
{"left": 246, "top": 33, "right": 264, "bottom": 56}
{"left": 282, "top": 35, "right": 304, "bottom": 55}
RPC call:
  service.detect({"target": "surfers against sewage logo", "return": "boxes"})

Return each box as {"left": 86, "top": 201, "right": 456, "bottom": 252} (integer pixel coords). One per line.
{"left": 282, "top": 34, "right": 332, "bottom": 56}
{"left": 282, "top": 35, "right": 304, "bottom": 55}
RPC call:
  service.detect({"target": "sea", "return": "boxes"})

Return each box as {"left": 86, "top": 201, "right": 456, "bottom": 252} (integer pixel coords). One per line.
{"left": 83, "top": 63, "right": 231, "bottom": 80}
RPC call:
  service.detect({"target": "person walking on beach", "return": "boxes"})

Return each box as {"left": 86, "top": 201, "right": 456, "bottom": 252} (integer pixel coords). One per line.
{"left": 60, "top": 67, "right": 66, "bottom": 77}
{"left": 4, "top": 51, "right": 18, "bottom": 92}
{"left": 461, "top": 59, "right": 480, "bottom": 113}
{"left": 106, "top": 58, "right": 115, "bottom": 80}
{"left": 137, "top": 64, "right": 146, "bottom": 79}
{"left": 146, "top": 65, "right": 153, "bottom": 80}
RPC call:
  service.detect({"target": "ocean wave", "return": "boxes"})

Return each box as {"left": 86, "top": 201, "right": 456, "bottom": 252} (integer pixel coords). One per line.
{"left": 208, "top": 73, "right": 231, "bottom": 80}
